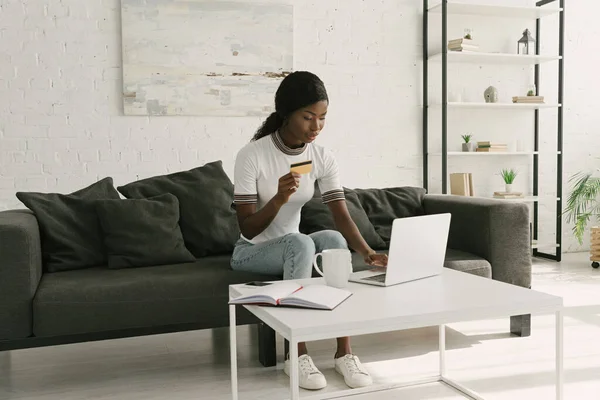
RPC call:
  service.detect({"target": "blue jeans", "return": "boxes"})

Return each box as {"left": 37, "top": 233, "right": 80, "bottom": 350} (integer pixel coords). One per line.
{"left": 230, "top": 230, "right": 348, "bottom": 280}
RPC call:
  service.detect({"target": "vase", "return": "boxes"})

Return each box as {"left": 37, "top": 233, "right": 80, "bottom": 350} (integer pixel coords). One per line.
{"left": 505, "top": 183, "right": 513, "bottom": 193}
{"left": 462, "top": 143, "right": 476, "bottom": 152}
{"left": 484, "top": 86, "right": 498, "bottom": 103}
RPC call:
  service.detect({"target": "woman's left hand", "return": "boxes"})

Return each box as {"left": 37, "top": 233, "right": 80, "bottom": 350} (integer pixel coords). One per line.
{"left": 364, "top": 252, "right": 388, "bottom": 268}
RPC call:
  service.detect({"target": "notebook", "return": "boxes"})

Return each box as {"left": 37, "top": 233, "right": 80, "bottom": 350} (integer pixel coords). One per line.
{"left": 229, "top": 281, "right": 352, "bottom": 310}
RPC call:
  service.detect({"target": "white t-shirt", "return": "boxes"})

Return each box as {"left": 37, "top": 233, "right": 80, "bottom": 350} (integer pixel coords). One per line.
{"left": 233, "top": 131, "right": 345, "bottom": 244}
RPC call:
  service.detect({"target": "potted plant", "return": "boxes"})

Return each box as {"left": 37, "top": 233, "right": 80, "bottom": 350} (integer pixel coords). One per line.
{"left": 464, "top": 28, "right": 473, "bottom": 40}
{"left": 564, "top": 171, "right": 600, "bottom": 267}
{"left": 500, "top": 168, "right": 517, "bottom": 193}
{"left": 461, "top": 134, "right": 476, "bottom": 152}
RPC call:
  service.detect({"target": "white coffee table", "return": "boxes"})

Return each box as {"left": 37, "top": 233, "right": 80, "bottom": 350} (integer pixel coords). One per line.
{"left": 229, "top": 269, "right": 563, "bottom": 400}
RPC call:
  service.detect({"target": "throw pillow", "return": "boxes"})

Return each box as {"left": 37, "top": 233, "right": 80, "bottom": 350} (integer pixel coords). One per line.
{"left": 94, "top": 193, "right": 196, "bottom": 269}
{"left": 300, "top": 188, "right": 387, "bottom": 250}
{"left": 15, "top": 177, "right": 121, "bottom": 272}
{"left": 117, "top": 160, "right": 240, "bottom": 258}
{"left": 353, "top": 187, "right": 427, "bottom": 245}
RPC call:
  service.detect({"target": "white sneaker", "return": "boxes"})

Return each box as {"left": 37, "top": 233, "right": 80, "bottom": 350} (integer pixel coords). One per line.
{"left": 284, "top": 354, "right": 327, "bottom": 390}
{"left": 334, "top": 354, "right": 373, "bottom": 388}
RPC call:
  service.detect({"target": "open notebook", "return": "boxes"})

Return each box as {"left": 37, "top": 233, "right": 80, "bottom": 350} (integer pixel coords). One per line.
{"left": 229, "top": 281, "right": 352, "bottom": 311}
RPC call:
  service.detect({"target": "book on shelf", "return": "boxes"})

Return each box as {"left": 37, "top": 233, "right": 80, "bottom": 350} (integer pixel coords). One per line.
{"left": 512, "top": 96, "right": 545, "bottom": 104}
{"left": 493, "top": 191, "right": 525, "bottom": 199}
{"left": 477, "top": 142, "right": 507, "bottom": 152}
{"left": 448, "top": 38, "right": 478, "bottom": 46}
{"left": 450, "top": 173, "right": 474, "bottom": 196}
{"left": 229, "top": 281, "right": 352, "bottom": 311}
{"left": 449, "top": 47, "right": 479, "bottom": 52}
{"left": 476, "top": 147, "right": 507, "bottom": 152}
{"left": 477, "top": 142, "right": 506, "bottom": 147}
{"left": 448, "top": 38, "right": 479, "bottom": 52}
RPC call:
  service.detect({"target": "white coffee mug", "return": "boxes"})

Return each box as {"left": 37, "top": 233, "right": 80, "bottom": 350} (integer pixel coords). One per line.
{"left": 313, "top": 249, "right": 353, "bottom": 288}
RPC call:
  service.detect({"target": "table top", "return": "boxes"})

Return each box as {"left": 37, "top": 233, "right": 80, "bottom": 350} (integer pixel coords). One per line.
{"left": 229, "top": 269, "right": 563, "bottom": 341}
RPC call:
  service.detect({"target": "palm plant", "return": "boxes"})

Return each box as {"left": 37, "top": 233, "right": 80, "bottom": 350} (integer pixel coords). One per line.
{"left": 564, "top": 171, "right": 600, "bottom": 245}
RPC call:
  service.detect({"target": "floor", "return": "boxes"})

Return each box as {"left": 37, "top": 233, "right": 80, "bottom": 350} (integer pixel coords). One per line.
{"left": 1, "top": 252, "right": 599, "bottom": 400}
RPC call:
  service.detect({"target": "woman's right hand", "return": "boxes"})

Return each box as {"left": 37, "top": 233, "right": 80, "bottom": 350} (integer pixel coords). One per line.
{"left": 275, "top": 172, "right": 301, "bottom": 204}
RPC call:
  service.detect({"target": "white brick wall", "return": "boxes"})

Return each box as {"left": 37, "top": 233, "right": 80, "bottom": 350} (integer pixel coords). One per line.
{"left": 0, "top": 0, "right": 598, "bottom": 254}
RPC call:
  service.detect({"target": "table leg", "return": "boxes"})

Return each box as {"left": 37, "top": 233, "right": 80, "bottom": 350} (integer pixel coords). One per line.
{"left": 439, "top": 324, "right": 446, "bottom": 377}
{"left": 556, "top": 310, "right": 563, "bottom": 400}
{"left": 230, "top": 305, "right": 238, "bottom": 400}
{"left": 289, "top": 339, "right": 300, "bottom": 400}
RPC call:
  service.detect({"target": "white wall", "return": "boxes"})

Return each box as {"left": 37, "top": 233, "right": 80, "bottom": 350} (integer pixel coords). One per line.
{"left": 0, "top": 0, "right": 597, "bottom": 252}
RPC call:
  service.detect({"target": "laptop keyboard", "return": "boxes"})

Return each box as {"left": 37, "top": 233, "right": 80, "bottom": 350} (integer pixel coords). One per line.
{"left": 363, "top": 273, "right": 386, "bottom": 283}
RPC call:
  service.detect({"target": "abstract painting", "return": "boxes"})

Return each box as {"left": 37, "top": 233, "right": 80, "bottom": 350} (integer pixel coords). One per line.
{"left": 121, "top": 0, "right": 293, "bottom": 116}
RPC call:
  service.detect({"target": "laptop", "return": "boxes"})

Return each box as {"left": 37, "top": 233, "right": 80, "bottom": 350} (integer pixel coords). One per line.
{"left": 349, "top": 213, "right": 451, "bottom": 287}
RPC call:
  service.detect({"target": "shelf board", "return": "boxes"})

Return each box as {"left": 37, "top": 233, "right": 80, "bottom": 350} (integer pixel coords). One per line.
{"left": 532, "top": 241, "right": 561, "bottom": 249}
{"left": 430, "top": 151, "right": 562, "bottom": 156}
{"left": 442, "top": 195, "right": 560, "bottom": 203}
{"left": 431, "top": 151, "right": 539, "bottom": 156}
{"left": 431, "top": 102, "right": 562, "bottom": 110}
{"left": 428, "top": 2, "right": 562, "bottom": 19}
{"left": 487, "top": 196, "right": 561, "bottom": 203}
{"left": 429, "top": 52, "right": 561, "bottom": 65}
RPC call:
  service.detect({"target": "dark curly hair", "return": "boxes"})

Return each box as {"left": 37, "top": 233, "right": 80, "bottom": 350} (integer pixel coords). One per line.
{"left": 252, "top": 71, "right": 329, "bottom": 141}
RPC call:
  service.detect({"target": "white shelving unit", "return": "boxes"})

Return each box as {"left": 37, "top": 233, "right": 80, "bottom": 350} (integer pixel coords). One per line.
{"left": 423, "top": 0, "right": 565, "bottom": 261}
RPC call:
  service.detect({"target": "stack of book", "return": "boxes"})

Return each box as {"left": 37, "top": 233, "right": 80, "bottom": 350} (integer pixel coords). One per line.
{"left": 476, "top": 142, "right": 507, "bottom": 152}
{"left": 450, "top": 173, "right": 474, "bottom": 196}
{"left": 512, "top": 95, "right": 545, "bottom": 104}
{"left": 448, "top": 38, "right": 479, "bottom": 52}
{"left": 493, "top": 191, "right": 525, "bottom": 199}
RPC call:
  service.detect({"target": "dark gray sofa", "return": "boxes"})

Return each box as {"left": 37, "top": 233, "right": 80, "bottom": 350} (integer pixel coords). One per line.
{"left": 0, "top": 188, "right": 532, "bottom": 367}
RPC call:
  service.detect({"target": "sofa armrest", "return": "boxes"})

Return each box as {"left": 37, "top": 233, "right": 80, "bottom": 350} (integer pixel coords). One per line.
{"left": 423, "top": 195, "right": 531, "bottom": 289}
{"left": 0, "top": 209, "right": 43, "bottom": 340}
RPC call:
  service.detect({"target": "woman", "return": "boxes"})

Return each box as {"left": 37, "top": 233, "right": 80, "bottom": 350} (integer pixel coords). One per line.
{"left": 231, "top": 71, "right": 388, "bottom": 390}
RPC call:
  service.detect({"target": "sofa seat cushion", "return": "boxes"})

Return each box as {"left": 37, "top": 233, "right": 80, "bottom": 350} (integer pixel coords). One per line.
{"left": 350, "top": 249, "right": 491, "bottom": 279}
{"left": 32, "top": 256, "right": 280, "bottom": 337}
{"left": 444, "top": 249, "right": 492, "bottom": 278}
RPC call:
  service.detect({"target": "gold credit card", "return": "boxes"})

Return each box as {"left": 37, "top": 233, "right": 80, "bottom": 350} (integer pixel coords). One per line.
{"left": 290, "top": 160, "right": 313, "bottom": 175}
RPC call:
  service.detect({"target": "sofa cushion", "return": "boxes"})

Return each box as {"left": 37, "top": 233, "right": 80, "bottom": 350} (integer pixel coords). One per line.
{"left": 353, "top": 187, "right": 426, "bottom": 245}
{"left": 444, "top": 248, "right": 492, "bottom": 278}
{"left": 32, "top": 257, "right": 281, "bottom": 337}
{"left": 15, "top": 177, "right": 121, "bottom": 272}
{"left": 94, "top": 193, "right": 196, "bottom": 269}
{"left": 117, "top": 161, "right": 240, "bottom": 258}
{"left": 300, "top": 189, "right": 387, "bottom": 250}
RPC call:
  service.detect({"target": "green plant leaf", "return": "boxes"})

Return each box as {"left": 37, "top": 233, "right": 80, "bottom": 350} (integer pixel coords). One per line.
{"left": 500, "top": 168, "right": 517, "bottom": 184}
{"left": 563, "top": 171, "right": 600, "bottom": 244}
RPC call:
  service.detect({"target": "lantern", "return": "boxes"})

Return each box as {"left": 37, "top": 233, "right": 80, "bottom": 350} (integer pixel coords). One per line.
{"left": 517, "top": 29, "right": 535, "bottom": 55}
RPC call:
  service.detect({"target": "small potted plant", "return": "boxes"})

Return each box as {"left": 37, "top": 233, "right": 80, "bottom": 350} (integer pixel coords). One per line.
{"left": 464, "top": 28, "right": 473, "bottom": 40}
{"left": 461, "top": 134, "right": 476, "bottom": 152}
{"left": 501, "top": 168, "right": 518, "bottom": 193}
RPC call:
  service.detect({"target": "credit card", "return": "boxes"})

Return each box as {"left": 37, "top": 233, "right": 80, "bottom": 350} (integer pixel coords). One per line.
{"left": 290, "top": 160, "right": 313, "bottom": 175}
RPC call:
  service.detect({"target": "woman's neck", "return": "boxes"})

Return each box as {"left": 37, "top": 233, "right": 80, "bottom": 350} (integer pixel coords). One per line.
{"left": 279, "top": 127, "right": 304, "bottom": 149}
